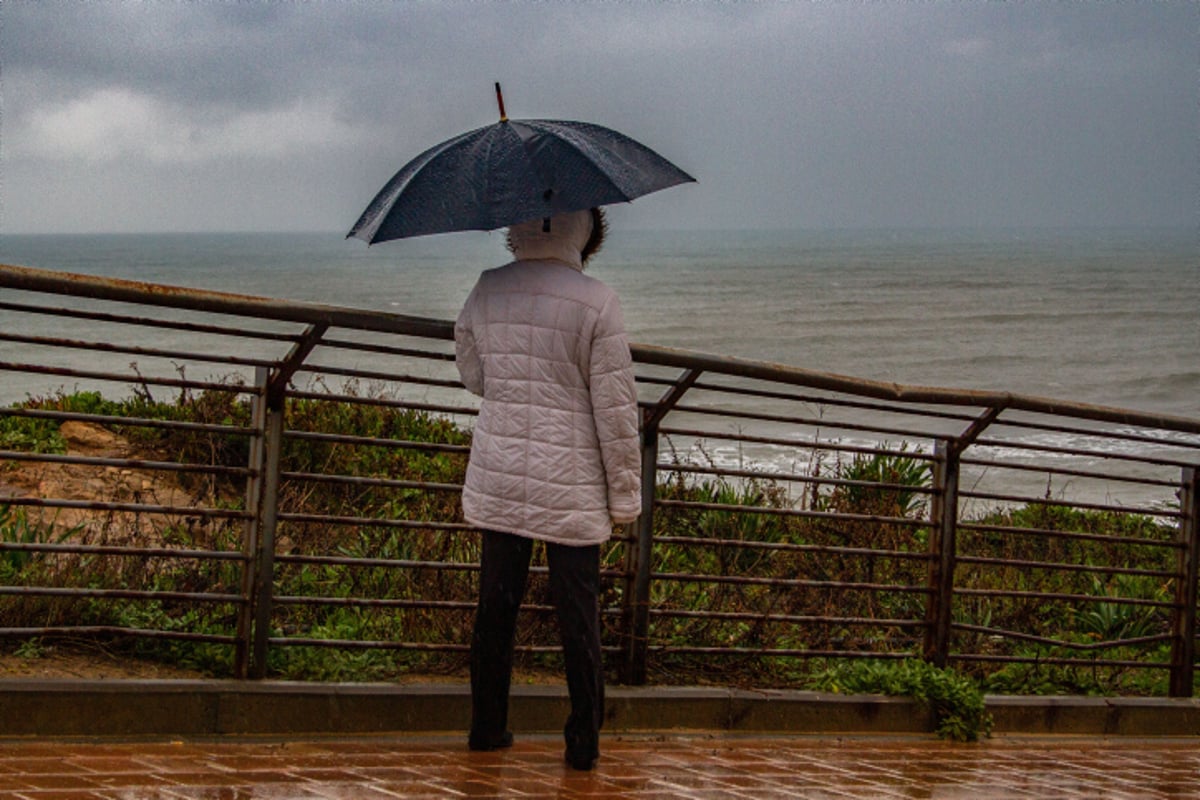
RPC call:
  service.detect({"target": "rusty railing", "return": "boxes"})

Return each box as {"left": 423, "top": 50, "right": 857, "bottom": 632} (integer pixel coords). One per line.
{"left": 2, "top": 262, "right": 1198, "bottom": 695}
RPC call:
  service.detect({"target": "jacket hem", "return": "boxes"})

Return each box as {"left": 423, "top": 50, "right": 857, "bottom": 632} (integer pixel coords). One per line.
{"left": 464, "top": 518, "right": 612, "bottom": 548}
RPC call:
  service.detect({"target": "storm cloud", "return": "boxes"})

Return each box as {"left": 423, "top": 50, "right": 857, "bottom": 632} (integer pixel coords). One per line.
{"left": 2, "top": 1, "right": 1195, "bottom": 233}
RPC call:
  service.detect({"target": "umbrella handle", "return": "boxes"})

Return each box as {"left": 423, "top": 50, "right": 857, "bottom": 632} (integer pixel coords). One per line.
{"left": 495, "top": 82, "right": 508, "bottom": 122}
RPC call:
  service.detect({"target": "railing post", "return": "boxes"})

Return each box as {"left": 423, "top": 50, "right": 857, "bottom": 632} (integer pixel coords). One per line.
{"left": 237, "top": 343, "right": 306, "bottom": 681}
{"left": 620, "top": 368, "right": 701, "bottom": 686}
{"left": 233, "top": 367, "right": 268, "bottom": 678}
{"left": 1169, "top": 466, "right": 1199, "bottom": 697}
{"left": 621, "top": 424, "right": 658, "bottom": 686}
{"left": 245, "top": 323, "right": 323, "bottom": 678}
{"left": 247, "top": 392, "right": 285, "bottom": 679}
{"left": 924, "top": 439, "right": 959, "bottom": 668}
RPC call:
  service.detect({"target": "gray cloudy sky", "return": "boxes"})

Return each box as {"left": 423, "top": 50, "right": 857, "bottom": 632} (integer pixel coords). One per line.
{"left": 2, "top": 1, "right": 1196, "bottom": 234}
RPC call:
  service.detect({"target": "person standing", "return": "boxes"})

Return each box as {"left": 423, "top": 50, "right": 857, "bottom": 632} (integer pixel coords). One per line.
{"left": 454, "top": 207, "right": 641, "bottom": 771}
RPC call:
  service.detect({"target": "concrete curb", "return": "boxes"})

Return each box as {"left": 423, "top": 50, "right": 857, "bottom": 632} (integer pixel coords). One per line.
{"left": 1, "top": 680, "right": 1198, "bottom": 738}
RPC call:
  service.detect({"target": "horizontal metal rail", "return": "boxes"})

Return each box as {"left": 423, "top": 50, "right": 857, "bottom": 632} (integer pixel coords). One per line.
{"left": 0, "top": 264, "right": 455, "bottom": 342}
{"left": 959, "top": 455, "right": 1182, "bottom": 488}
{"left": 0, "top": 299, "right": 303, "bottom": 342}
{"left": 2, "top": 496, "right": 253, "bottom": 520}
{"left": 648, "top": 572, "right": 931, "bottom": 593}
{"left": 0, "top": 586, "right": 244, "bottom": 604}
{"left": 282, "top": 429, "right": 470, "bottom": 454}
{"left": 0, "top": 362, "right": 254, "bottom": 395}
{"left": 655, "top": 499, "right": 929, "bottom": 528}
{"left": 314, "top": 337, "right": 456, "bottom": 361}
{"left": 958, "top": 521, "right": 1183, "bottom": 549}
{"left": 658, "top": 426, "right": 942, "bottom": 459}
{"left": 679, "top": 378, "right": 982, "bottom": 424}
{"left": 286, "top": 389, "right": 478, "bottom": 417}
{"left": 1, "top": 450, "right": 253, "bottom": 480}
{"left": 953, "top": 623, "right": 1174, "bottom": 652}
{"left": 954, "top": 587, "right": 1177, "bottom": 608}
{"left": 651, "top": 535, "right": 933, "bottom": 561}
{"left": 668, "top": 402, "right": 951, "bottom": 442}
{"left": 0, "top": 407, "right": 259, "bottom": 436}
{"left": 959, "top": 489, "right": 1179, "bottom": 518}
{"left": 644, "top": 646, "right": 912, "bottom": 659}
{"left": 988, "top": 415, "right": 1200, "bottom": 452}
{"left": 280, "top": 470, "right": 462, "bottom": 493}
{"left": 0, "top": 626, "right": 239, "bottom": 644}
{"left": 951, "top": 653, "right": 1168, "bottom": 669}
{"left": 0, "top": 542, "right": 245, "bottom": 561}
{"left": 275, "top": 553, "right": 480, "bottom": 572}
{"left": 649, "top": 608, "right": 927, "bottom": 628}
{"left": 274, "top": 513, "right": 471, "bottom": 531}
{"left": 660, "top": 462, "right": 940, "bottom": 495}
{"left": 0, "top": 331, "right": 281, "bottom": 370}
{"left": 956, "top": 554, "right": 1177, "bottom": 579}
{"left": 294, "top": 362, "right": 465, "bottom": 388}
{"left": 970, "top": 435, "right": 1198, "bottom": 468}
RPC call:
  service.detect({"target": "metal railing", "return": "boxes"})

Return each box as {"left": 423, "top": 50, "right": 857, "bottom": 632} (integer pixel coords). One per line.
{"left": 2, "top": 262, "right": 1198, "bottom": 695}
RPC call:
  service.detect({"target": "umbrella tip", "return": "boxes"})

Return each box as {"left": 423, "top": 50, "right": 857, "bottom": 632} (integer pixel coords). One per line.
{"left": 495, "top": 82, "right": 508, "bottom": 123}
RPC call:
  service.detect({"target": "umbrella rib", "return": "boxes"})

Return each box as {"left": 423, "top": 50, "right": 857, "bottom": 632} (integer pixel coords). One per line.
{"left": 352, "top": 126, "right": 494, "bottom": 241}
{"left": 525, "top": 120, "right": 639, "bottom": 203}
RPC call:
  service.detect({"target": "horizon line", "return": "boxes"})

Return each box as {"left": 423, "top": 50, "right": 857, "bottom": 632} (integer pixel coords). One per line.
{"left": 4, "top": 223, "right": 1194, "bottom": 238}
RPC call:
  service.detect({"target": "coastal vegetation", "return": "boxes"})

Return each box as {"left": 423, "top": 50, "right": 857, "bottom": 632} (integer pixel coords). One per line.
{"left": 0, "top": 387, "right": 1185, "bottom": 712}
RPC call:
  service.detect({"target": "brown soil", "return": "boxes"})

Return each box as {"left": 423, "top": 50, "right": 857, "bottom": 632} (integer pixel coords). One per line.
{"left": 0, "top": 646, "right": 209, "bottom": 680}
{"left": 2, "top": 421, "right": 222, "bottom": 680}
{"left": 1, "top": 420, "right": 209, "bottom": 543}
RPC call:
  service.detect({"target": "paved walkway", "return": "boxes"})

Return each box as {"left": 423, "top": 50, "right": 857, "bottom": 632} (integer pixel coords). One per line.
{"left": 1, "top": 734, "right": 1198, "bottom": 799}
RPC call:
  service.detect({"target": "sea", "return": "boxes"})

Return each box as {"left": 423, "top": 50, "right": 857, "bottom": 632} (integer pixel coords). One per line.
{"left": 2, "top": 227, "right": 1198, "bottom": 507}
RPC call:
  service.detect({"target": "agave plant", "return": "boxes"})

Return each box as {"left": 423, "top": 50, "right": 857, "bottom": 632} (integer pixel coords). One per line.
{"left": 826, "top": 446, "right": 932, "bottom": 519}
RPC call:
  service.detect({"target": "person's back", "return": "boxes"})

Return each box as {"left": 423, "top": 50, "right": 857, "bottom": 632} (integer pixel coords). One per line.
{"left": 454, "top": 208, "right": 640, "bottom": 770}
{"left": 455, "top": 212, "right": 641, "bottom": 545}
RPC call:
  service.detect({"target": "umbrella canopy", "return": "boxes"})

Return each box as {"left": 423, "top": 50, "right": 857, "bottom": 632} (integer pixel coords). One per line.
{"left": 348, "top": 92, "right": 694, "bottom": 244}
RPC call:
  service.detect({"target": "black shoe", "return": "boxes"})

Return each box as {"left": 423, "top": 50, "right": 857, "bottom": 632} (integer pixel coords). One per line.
{"left": 564, "top": 748, "right": 597, "bottom": 771}
{"left": 468, "top": 730, "right": 514, "bottom": 751}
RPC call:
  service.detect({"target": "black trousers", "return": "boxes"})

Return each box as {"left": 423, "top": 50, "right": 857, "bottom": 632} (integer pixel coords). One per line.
{"left": 470, "top": 529, "right": 604, "bottom": 759}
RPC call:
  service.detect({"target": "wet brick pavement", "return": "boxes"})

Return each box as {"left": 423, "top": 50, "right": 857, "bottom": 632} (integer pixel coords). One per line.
{"left": 1, "top": 734, "right": 1198, "bottom": 799}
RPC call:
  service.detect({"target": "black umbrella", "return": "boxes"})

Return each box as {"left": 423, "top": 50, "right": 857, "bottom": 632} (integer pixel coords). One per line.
{"left": 348, "top": 84, "right": 694, "bottom": 244}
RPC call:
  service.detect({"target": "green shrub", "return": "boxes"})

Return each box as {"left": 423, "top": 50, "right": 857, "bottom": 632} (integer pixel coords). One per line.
{"left": 822, "top": 447, "right": 931, "bottom": 518}
{"left": 1074, "top": 574, "right": 1170, "bottom": 643}
{"left": 0, "top": 504, "right": 77, "bottom": 580}
{"left": 813, "top": 659, "right": 993, "bottom": 741}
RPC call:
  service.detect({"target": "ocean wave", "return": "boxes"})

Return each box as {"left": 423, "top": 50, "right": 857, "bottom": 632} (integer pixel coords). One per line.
{"left": 658, "top": 423, "right": 1190, "bottom": 505}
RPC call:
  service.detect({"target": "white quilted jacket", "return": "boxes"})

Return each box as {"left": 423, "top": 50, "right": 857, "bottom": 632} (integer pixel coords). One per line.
{"left": 454, "top": 211, "right": 642, "bottom": 546}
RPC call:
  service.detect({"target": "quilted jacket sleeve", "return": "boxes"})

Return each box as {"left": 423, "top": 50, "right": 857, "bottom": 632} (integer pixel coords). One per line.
{"left": 454, "top": 286, "right": 484, "bottom": 397}
{"left": 590, "top": 292, "right": 642, "bottom": 524}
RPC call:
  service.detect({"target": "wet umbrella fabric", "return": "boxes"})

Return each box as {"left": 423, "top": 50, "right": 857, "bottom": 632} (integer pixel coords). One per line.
{"left": 347, "top": 118, "right": 694, "bottom": 244}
